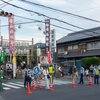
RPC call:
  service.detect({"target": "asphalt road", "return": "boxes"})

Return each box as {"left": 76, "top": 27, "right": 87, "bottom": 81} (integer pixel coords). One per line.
{"left": 0, "top": 76, "right": 100, "bottom": 100}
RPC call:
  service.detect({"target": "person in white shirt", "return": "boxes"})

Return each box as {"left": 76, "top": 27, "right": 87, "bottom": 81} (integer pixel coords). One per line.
{"left": 43, "top": 67, "right": 50, "bottom": 89}
{"left": 85, "top": 69, "right": 89, "bottom": 77}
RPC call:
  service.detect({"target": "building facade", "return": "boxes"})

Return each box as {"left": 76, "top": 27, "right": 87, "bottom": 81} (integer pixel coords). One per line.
{"left": 0, "top": 36, "right": 33, "bottom": 65}
{"left": 56, "top": 27, "right": 100, "bottom": 68}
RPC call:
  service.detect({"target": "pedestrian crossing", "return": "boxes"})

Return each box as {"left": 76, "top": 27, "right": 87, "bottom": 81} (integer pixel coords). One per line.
{"left": 2, "top": 80, "right": 72, "bottom": 90}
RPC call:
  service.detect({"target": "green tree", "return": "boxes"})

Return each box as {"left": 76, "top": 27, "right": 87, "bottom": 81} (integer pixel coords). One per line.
{"left": 82, "top": 57, "right": 100, "bottom": 69}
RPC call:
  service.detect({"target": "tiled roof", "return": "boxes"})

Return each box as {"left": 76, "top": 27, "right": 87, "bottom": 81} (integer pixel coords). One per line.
{"left": 57, "top": 27, "right": 100, "bottom": 44}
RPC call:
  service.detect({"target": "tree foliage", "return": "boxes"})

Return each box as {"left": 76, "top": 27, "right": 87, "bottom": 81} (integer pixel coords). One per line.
{"left": 82, "top": 57, "right": 100, "bottom": 69}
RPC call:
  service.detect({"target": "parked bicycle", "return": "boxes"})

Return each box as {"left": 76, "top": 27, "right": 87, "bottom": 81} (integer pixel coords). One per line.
{"left": 2, "top": 74, "right": 11, "bottom": 82}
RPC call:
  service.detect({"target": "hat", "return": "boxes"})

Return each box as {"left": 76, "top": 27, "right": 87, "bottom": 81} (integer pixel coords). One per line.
{"left": 49, "top": 63, "right": 52, "bottom": 66}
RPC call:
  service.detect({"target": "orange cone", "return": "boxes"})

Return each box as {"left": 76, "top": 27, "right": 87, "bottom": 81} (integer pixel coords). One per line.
{"left": 89, "top": 76, "right": 93, "bottom": 86}
{"left": 26, "top": 82, "right": 32, "bottom": 94}
{"left": 72, "top": 78, "right": 76, "bottom": 88}
{"left": 49, "top": 82, "right": 54, "bottom": 91}
{"left": 32, "top": 79, "right": 36, "bottom": 90}
{"left": 38, "top": 79, "right": 42, "bottom": 88}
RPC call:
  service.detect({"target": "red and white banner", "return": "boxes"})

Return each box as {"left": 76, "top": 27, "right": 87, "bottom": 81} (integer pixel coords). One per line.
{"left": 8, "top": 15, "right": 15, "bottom": 54}
{"left": 45, "top": 19, "right": 50, "bottom": 53}
{"left": 46, "top": 51, "right": 51, "bottom": 63}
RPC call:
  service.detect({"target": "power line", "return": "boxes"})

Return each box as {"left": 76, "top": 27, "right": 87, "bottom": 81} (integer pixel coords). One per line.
{"left": 14, "top": 15, "right": 100, "bottom": 37}
{"left": 0, "top": 0, "right": 13, "bottom": 8}
{"left": 1, "top": 0, "right": 97, "bottom": 32}
{"left": 0, "top": 20, "right": 95, "bottom": 37}
{"left": 89, "top": 0, "right": 100, "bottom": 6}
{"left": 1, "top": 0, "right": 99, "bottom": 37}
{"left": 18, "top": 0, "right": 100, "bottom": 24}
{"left": 1, "top": 15, "right": 76, "bottom": 32}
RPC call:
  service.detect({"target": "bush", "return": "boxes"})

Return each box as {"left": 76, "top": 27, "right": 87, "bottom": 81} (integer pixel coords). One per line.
{"left": 82, "top": 57, "right": 100, "bottom": 69}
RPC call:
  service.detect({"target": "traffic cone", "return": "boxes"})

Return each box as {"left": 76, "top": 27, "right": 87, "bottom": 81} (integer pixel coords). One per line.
{"left": 89, "top": 76, "right": 93, "bottom": 86}
{"left": 72, "top": 78, "right": 76, "bottom": 88}
{"left": 38, "top": 79, "right": 42, "bottom": 88}
{"left": 26, "top": 82, "right": 32, "bottom": 94}
{"left": 32, "top": 79, "right": 36, "bottom": 90}
{"left": 49, "top": 82, "right": 54, "bottom": 91}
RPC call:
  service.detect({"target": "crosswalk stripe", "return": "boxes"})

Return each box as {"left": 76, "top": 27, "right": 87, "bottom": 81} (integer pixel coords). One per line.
{"left": 3, "top": 87, "right": 11, "bottom": 90}
{"left": 2, "top": 80, "right": 72, "bottom": 90}
{"left": 16, "top": 82, "right": 23, "bottom": 84}
{"left": 7, "top": 82, "right": 24, "bottom": 87}
{"left": 2, "top": 83, "right": 20, "bottom": 89}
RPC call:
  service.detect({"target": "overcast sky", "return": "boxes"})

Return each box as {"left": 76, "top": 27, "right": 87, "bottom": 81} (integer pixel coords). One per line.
{"left": 0, "top": 0, "right": 100, "bottom": 44}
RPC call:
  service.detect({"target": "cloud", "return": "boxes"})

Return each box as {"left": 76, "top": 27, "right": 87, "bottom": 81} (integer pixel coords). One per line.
{"left": 28, "top": 26, "right": 38, "bottom": 30}
{"left": 37, "top": 0, "right": 68, "bottom": 6}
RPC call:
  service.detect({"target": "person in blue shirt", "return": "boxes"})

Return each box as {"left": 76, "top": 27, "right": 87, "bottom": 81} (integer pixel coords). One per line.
{"left": 78, "top": 66, "right": 84, "bottom": 84}
{"left": 93, "top": 66, "right": 99, "bottom": 84}
{"left": 24, "top": 65, "right": 29, "bottom": 88}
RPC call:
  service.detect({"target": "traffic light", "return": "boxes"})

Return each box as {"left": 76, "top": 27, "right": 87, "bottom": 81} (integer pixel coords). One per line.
{"left": 0, "top": 50, "right": 5, "bottom": 63}
{"left": 0, "top": 10, "right": 12, "bottom": 17}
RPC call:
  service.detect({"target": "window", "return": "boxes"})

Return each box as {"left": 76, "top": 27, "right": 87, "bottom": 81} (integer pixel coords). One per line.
{"left": 87, "top": 41, "right": 100, "bottom": 50}
{"left": 52, "top": 43, "right": 54, "bottom": 46}
{"left": 52, "top": 39, "right": 54, "bottom": 42}
{"left": 58, "top": 47, "right": 64, "bottom": 54}
{"left": 68, "top": 46, "right": 72, "bottom": 50}
{"left": 73, "top": 45, "right": 78, "bottom": 49}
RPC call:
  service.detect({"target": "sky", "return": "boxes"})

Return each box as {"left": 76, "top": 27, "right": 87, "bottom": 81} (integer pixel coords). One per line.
{"left": 0, "top": 0, "right": 100, "bottom": 44}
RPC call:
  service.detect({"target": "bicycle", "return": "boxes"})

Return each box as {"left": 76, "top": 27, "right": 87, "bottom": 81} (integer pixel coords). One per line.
{"left": 2, "top": 74, "right": 11, "bottom": 82}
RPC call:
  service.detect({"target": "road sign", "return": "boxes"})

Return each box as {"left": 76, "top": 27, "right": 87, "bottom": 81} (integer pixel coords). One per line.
{"left": 33, "top": 66, "right": 40, "bottom": 75}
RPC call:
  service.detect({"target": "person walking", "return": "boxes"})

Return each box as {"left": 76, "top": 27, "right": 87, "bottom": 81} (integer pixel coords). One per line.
{"left": 93, "top": 66, "right": 99, "bottom": 84}
{"left": 43, "top": 67, "right": 50, "bottom": 89}
{"left": 48, "top": 64, "right": 55, "bottom": 84}
{"left": 85, "top": 69, "right": 89, "bottom": 77}
{"left": 27, "top": 67, "right": 32, "bottom": 88}
{"left": 24, "top": 65, "right": 29, "bottom": 88}
{"left": 78, "top": 66, "right": 84, "bottom": 84}
{"left": 69, "top": 66, "right": 76, "bottom": 80}
{"left": 89, "top": 64, "right": 94, "bottom": 77}
{"left": 0, "top": 67, "right": 3, "bottom": 91}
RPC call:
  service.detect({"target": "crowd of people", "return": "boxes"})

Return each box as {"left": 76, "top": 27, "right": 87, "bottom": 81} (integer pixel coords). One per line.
{"left": 1, "top": 62, "right": 100, "bottom": 91}
{"left": 67, "top": 64, "right": 100, "bottom": 85}
{"left": 23, "top": 63, "right": 56, "bottom": 90}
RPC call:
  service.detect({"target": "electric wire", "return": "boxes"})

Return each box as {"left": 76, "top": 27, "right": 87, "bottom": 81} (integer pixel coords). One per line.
{"left": 1, "top": 0, "right": 100, "bottom": 37}
{"left": 18, "top": 0, "right": 100, "bottom": 23}
{"left": 1, "top": 0, "right": 99, "bottom": 34}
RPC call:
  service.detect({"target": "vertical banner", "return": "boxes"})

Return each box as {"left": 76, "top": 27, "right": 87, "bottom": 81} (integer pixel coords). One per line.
{"left": 46, "top": 51, "right": 51, "bottom": 63}
{"left": 8, "top": 15, "right": 15, "bottom": 54}
{"left": 51, "top": 52, "right": 54, "bottom": 63}
{"left": 12, "top": 51, "right": 16, "bottom": 78}
{"left": 0, "top": 50, "right": 5, "bottom": 63}
{"left": 8, "top": 15, "right": 16, "bottom": 78}
{"left": 45, "top": 19, "right": 51, "bottom": 63}
{"left": 45, "top": 19, "right": 50, "bottom": 53}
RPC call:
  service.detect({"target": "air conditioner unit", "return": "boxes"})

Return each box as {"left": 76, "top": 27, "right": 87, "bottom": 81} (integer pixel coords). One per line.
{"left": 64, "top": 51, "right": 68, "bottom": 55}
{"left": 81, "top": 49, "right": 86, "bottom": 54}
{"left": 84, "top": 49, "right": 86, "bottom": 53}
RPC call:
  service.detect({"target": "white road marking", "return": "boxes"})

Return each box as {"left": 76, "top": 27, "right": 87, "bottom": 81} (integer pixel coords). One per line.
{"left": 8, "top": 82, "right": 24, "bottom": 87}
{"left": 3, "top": 87, "right": 11, "bottom": 90}
{"left": 2, "top": 83, "right": 20, "bottom": 89}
